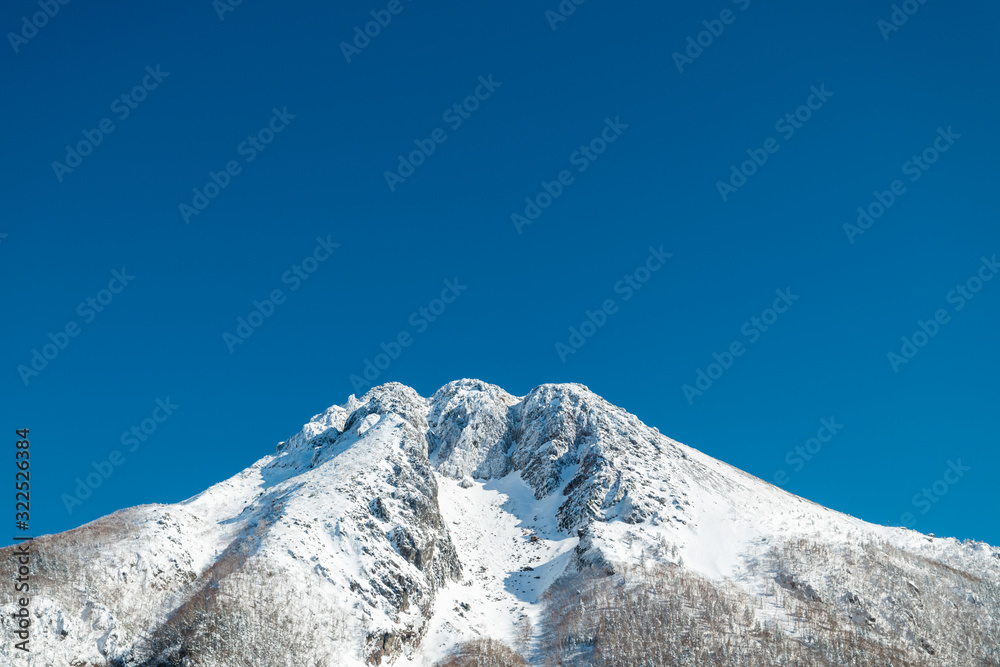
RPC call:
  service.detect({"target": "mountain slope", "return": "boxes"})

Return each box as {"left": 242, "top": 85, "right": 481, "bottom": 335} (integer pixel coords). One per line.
{"left": 2, "top": 380, "right": 998, "bottom": 666}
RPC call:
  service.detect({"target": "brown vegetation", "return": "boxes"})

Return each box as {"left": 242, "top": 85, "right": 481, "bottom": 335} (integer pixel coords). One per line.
{"left": 435, "top": 638, "right": 529, "bottom": 667}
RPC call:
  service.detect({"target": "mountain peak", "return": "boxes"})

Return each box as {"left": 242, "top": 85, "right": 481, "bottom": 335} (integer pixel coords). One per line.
{"left": 3, "top": 380, "right": 998, "bottom": 666}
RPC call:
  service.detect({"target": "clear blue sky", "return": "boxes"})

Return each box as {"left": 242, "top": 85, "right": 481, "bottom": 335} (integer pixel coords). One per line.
{"left": 3, "top": 0, "right": 998, "bottom": 547}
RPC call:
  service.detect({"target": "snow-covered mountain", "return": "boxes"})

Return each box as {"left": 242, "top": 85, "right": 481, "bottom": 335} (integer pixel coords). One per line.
{"left": 3, "top": 380, "right": 998, "bottom": 666}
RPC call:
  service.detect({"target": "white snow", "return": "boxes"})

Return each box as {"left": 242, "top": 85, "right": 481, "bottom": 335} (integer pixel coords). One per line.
{"left": 400, "top": 472, "right": 578, "bottom": 665}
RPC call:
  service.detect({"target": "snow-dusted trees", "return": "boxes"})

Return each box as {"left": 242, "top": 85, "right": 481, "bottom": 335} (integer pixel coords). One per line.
{"left": 136, "top": 553, "right": 355, "bottom": 666}
{"left": 434, "top": 638, "right": 529, "bottom": 667}
{"left": 533, "top": 558, "right": 999, "bottom": 666}
{"left": 514, "top": 615, "right": 534, "bottom": 655}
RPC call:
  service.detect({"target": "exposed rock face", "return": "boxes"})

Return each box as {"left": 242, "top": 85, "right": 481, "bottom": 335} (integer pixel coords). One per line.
{"left": 510, "top": 383, "right": 677, "bottom": 531}
{"left": 427, "top": 379, "right": 518, "bottom": 480}
{"left": 428, "top": 380, "right": 690, "bottom": 532}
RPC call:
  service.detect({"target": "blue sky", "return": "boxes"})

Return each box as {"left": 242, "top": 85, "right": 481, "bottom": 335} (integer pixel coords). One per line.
{"left": 2, "top": 0, "right": 998, "bottom": 546}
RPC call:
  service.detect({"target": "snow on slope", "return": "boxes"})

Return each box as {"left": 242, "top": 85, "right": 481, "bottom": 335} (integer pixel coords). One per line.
{"left": 403, "top": 473, "right": 578, "bottom": 666}
{"left": 2, "top": 379, "right": 998, "bottom": 666}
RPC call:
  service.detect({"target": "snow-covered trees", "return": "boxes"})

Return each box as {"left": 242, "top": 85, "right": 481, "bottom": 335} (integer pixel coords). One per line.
{"left": 137, "top": 558, "right": 352, "bottom": 666}
{"left": 535, "top": 559, "right": 1000, "bottom": 666}
{"left": 434, "top": 638, "right": 529, "bottom": 667}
